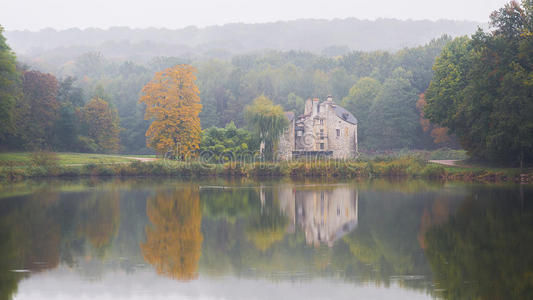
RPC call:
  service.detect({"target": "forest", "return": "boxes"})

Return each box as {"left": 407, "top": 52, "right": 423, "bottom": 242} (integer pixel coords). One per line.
{"left": 0, "top": 29, "right": 455, "bottom": 154}
{"left": 0, "top": 0, "right": 532, "bottom": 166}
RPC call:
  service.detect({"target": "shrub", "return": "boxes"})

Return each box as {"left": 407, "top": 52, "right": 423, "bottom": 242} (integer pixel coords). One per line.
{"left": 30, "top": 151, "right": 59, "bottom": 169}
{"left": 421, "top": 164, "right": 445, "bottom": 178}
{"left": 58, "top": 166, "right": 82, "bottom": 177}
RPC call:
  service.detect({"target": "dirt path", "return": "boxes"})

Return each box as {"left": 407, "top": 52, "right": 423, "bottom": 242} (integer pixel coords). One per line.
{"left": 429, "top": 160, "right": 471, "bottom": 168}
{"left": 64, "top": 156, "right": 157, "bottom": 166}
{"left": 123, "top": 156, "right": 158, "bottom": 162}
{"left": 429, "top": 160, "right": 459, "bottom": 166}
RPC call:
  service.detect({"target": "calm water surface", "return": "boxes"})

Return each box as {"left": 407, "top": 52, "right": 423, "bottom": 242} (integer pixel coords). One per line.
{"left": 1, "top": 178, "right": 532, "bottom": 300}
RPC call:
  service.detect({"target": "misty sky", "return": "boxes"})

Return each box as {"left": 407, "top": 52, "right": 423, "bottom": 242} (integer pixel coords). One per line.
{"left": 1, "top": 0, "right": 511, "bottom": 31}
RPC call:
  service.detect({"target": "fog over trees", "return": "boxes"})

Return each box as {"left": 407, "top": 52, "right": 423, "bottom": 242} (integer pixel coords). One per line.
{"left": 6, "top": 18, "right": 480, "bottom": 62}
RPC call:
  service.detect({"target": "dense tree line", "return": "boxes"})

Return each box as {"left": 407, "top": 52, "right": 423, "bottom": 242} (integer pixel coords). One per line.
{"left": 2, "top": 21, "right": 458, "bottom": 154}
{"left": 9, "top": 35, "right": 454, "bottom": 153}
{"left": 0, "top": 26, "right": 121, "bottom": 153}
{"left": 425, "top": 0, "right": 533, "bottom": 166}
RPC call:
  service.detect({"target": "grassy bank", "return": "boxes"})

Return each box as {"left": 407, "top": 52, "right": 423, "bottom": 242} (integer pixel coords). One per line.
{"left": 1, "top": 155, "right": 531, "bottom": 183}
{"left": 0, "top": 152, "right": 154, "bottom": 166}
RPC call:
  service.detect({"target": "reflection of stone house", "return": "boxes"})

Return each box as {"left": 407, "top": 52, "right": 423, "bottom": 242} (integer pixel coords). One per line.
{"left": 277, "top": 96, "right": 358, "bottom": 160}
{"left": 278, "top": 186, "right": 358, "bottom": 247}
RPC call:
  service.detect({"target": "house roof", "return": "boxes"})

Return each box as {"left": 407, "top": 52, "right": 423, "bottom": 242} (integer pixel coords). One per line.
{"left": 334, "top": 105, "right": 358, "bottom": 125}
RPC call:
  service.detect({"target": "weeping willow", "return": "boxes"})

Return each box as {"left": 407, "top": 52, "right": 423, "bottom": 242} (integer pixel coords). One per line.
{"left": 245, "top": 95, "right": 288, "bottom": 161}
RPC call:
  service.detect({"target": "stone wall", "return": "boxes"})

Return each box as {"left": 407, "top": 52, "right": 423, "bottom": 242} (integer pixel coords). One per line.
{"left": 325, "top": 104, "right": 357, "bottom": 159}
{"left": 276, "top": 118, "right": 295, "bottom": 160}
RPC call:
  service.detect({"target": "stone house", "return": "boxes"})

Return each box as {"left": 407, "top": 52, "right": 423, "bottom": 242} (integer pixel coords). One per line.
{"left": 277, "top": 96, "right": 358, "bottom": 160}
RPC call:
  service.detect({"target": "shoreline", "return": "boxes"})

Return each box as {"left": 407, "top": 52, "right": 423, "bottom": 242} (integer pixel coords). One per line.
{"left": 1, "top": 159, "right": 531, "bottom": 184}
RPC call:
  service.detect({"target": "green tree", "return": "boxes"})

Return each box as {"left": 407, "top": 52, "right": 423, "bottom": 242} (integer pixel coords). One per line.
{"left": 284, "top": 92, "right": 304, "bottom": 113}
{"left": 0, "top": 25, "right": 19, "bottom": 144}
{"left": 342, "top": 77, "right": 381, "bottom": 147}
{"left": 199, "top": 121, "right": 258, "bottom": 163}
{"left": 245, "top": 95, "right": 288, "bottom": 161}
{"left": 53, "top": 77, "right": 84, "bottom": 150}
{"left": 367, "top": 68, "right": 420, "bottom": 149}
{"left": 425, "top": 1, "right": 533, "bottom": 166}
{"left": 80, "top": 97, "right": 121, "bottom": 153}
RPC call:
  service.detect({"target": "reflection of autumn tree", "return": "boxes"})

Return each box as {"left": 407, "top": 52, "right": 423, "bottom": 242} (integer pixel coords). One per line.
{"left": 141, "top": 187, "right": 203, "bottom": 280}
{"left": 425, "top": 188, "right": 533, "bottom": 300}
{"left": 417, "top": 196, "right": 452, "bottom": 249}
{"left": 77, "top": 190, "right": 120, "bottom": 255}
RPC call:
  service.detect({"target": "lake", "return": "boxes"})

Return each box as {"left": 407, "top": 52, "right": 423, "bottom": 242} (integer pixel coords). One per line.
{"left": 1, "top": 178, "right": 532, "bottom": 300}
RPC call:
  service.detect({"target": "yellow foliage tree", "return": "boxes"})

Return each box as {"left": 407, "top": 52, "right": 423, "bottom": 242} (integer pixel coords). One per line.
{"left": 139, "top": 65, "right": 202, "bottom": 158}
{"left": 140, "top": 187, "right": 203, "bottom": 280}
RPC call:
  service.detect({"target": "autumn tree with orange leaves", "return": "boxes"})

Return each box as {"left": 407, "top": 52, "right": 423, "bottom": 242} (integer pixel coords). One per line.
{"left": 139, "top": 65, "right": 202, "bottom": 158}
{"left": 140, "top": 187, "right": 203, "bottom": 281}
{"left": 416, "top": 94, "right": 456, "bottom": 147}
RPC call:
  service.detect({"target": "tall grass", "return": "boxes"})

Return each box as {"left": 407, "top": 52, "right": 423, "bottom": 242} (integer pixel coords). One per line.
{"left": 0, "top": 156, "right": 530, "bottom": 182}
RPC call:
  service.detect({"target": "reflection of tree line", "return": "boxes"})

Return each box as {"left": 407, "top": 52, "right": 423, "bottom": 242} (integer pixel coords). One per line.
{"left": 1, "top": 181, "right": 531, "bottom": 300}
{"left": 199, "top": 183, "right": 533, "bottom": 298}
{"left": 0, "top": 188, "right": 120, "bottom": 300}
{"left": 423, "top": 186, "right": 533, "bottom": 300}
{"left": 198, "top": 185, "right": 434, "bottom": 291}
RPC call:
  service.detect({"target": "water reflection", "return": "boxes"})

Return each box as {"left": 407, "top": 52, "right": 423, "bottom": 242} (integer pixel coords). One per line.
{"left": 424, "top": 186, "right": 533, "bottom": 299}
{"left": 278, "top": 186, "right": 358, "bottom": 247}
{"left": 0, "top": 179, "right": 531, "bottom": 300}
{"left": 141, "top": 187, "right": 203, "bottom": 280}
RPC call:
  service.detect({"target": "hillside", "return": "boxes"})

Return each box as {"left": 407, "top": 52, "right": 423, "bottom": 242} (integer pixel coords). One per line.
{"left": 6, "top": 18, "right": 481, "bottom": 61}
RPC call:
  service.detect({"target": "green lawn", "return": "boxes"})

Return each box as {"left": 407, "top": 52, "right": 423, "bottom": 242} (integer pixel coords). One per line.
{"left": 0, "top": 152, "right": 154, "bottom": 166}
{"left": 432, "top": 161, "right": 533, "bottom": 178}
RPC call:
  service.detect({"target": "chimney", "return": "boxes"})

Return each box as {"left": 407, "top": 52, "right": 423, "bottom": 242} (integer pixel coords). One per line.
{"left": 304, "top": 98, "right": 312, "bottom": 115}
{"left": 312, "top": 98, "right": 319, "bottom": 116}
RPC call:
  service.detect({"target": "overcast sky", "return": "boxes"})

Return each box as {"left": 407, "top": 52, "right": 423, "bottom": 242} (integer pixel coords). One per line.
{"left": 1, "top": 0, "right": 511, "bottom": 31}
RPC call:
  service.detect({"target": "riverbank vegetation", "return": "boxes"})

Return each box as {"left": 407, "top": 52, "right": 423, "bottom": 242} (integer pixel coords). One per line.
{"left": 1, "top": 153, "right": 530, "bottom": 183}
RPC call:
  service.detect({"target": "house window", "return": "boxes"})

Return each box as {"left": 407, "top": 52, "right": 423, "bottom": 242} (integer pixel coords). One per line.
{"left": 320, "top": 129, "right": 324, "bottom": 139}
{"left": 320, "top": 143, "right": 324, "bottom": 150}
{"left": 336, "top": 129, "right": 340, "bottom": 137}
{"left": 319, "top": 119, "right": 323, "bottom": 125}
